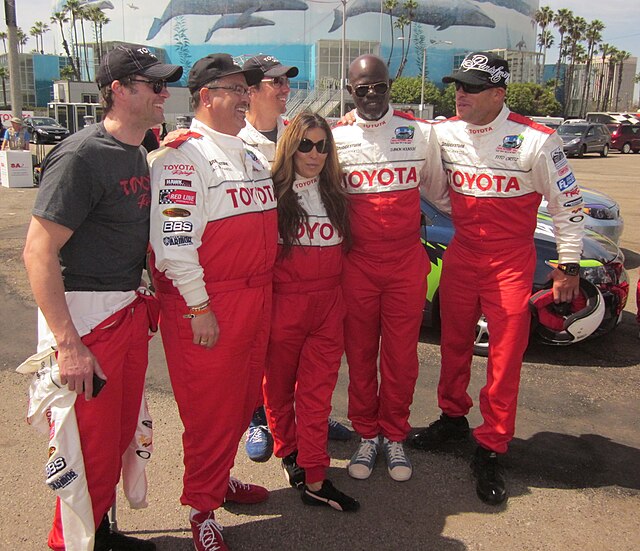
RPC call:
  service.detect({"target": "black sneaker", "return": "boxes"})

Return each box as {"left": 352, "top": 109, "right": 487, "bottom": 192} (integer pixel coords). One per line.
{"left": 471, "top": 446, "right": 507, "bottom": 505}
{"left": 408, "top": 414, "right": 470, "bottom": 451}
{"left": 282, "top": 451, "right": 305, "bottom": 489}
{"left": 301, "top": 479, "right": 360, "bottom": 512}
{"left": 95, "top": 514, "right": 156, "bottom": 551}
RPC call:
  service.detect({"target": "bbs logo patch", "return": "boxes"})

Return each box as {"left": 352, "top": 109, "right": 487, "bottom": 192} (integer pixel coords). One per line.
{"left": 45, "top": 456, "right": 67, "bottom": 478}
{"left": 163, "top": 220, "right": 193, "bottom": 233}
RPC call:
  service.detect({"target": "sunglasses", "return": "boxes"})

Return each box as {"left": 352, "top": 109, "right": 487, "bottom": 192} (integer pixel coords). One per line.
{"left": 348, "top": 81, "right": 389, "bottom": 98}
{"left": 129, "top": 78, "right": 168, "bottom": 94}
{"left": 298, "top": 138, "right": 330, "bottom": 154}
{"left": 454, "top": 82, "right": 496, "bottom": 94}
{"left": 263, "top": 76, "right": 290, "bottom": 88}
{"left": 206, "top": 84, "right": 250, "bottom": 96}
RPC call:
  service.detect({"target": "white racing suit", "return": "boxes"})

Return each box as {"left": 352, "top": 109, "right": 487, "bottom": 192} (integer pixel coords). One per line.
{"left": 238, "top": 116, "right": 287, "bottom": 166}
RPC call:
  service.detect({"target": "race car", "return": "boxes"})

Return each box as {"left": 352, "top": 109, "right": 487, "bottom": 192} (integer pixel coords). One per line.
{"left": 420, "top": 198, "right": 629, "bottom": 356}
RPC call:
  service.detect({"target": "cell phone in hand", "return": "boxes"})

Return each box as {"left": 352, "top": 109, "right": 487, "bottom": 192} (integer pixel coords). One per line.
{"left": 92, "top": 373, "right": 107, "bottom": 397}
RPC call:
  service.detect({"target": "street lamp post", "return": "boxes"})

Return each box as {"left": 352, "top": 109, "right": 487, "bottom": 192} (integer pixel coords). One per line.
{"left": 420, "top": 39, "right": 452, "bottom": 118}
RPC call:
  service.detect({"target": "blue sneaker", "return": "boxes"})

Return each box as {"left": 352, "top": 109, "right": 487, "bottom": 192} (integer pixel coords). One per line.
{"left": 347, "top": 436, "right": 379, "bottom": 480}
{"left": 328, "top": 418, "right": 352, "bottom": 441}
{"left": 245, "top": 406, "right": 273, "bottom": 463}
{"left": 382, "top": 437, "right": 412, "bottom": 481}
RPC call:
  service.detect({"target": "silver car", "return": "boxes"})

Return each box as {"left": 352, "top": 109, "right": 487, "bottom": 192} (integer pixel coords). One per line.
{"left": 539, "top": 187, "right": 623, "bottom": 244}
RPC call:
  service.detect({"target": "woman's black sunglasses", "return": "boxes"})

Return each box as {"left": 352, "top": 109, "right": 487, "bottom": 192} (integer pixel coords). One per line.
{"left": 454, "top": 82, "right": 496, "bottom": 94}
{"left": 298, "top": 138, "right": 330, "bottom": 154}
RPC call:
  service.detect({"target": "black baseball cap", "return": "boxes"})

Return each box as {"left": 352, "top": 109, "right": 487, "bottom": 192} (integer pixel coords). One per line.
{"left": 443, "top": 52, "right": 510, "bottom": 88}
{"left": 188, "top": 53, "right": 263, "bottom": 93}
{"left": 243, "top": 55, "right": 299, "bottom": 79}
{"left": 96, "top": 44, "right": 182, "bottom": 89}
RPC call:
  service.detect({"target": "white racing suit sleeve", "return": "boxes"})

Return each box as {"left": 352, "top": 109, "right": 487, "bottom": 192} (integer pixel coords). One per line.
{"left": 419, "top": 123, "right": 450, "bottom": 214}
{"left": 148, "top": 146, "right": 209, "bottom": 307}
{"left": 121, "top": 396, "right": 153, "bottom": 509}
{"left": 531, "top": 134, "right": 584, "bottom": 263}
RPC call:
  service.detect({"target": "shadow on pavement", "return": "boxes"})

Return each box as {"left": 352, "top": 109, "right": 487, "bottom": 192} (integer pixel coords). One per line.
{"left": 139, "top": 429, "right": 640, "bottom": 550}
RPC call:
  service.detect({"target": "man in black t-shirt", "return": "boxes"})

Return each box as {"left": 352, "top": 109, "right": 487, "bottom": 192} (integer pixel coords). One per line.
{"left": 23, "top": 45, "right": 181, "bottom": 551}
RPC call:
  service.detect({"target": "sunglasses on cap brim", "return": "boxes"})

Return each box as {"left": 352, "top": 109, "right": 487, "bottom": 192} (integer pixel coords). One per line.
{"left": 297, "top": 138, "right": 330, "bottom": 154}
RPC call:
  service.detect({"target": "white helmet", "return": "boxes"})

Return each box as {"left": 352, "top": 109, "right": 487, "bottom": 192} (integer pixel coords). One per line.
{"left": 529, "top": 279, "right": 605, "bottom": 344}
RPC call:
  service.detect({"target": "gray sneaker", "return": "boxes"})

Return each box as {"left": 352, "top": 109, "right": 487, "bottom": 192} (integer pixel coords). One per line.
{"left": 347, "top": 436, "right": 379, "bottom": 480}
{"left": 382, "top": 437, "right": 412, "bottom": 482}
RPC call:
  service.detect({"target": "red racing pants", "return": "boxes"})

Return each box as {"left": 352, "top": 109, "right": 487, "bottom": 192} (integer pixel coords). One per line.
{"left": 264, "top": 280, "right": 344, "bottom": 485}
{"left": 158, "top": 283, "right": 271, "bottom": 513}
{"left": 438, "top": 239, "right": 535, "bottom": 454}
{"left": 49, "top": 293, "right": 154, "bottom": 551}
{"left": 343, "top": 241, "right": 428, "bottom": 442}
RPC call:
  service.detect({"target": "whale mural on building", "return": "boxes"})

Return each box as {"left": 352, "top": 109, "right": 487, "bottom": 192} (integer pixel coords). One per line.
{"left": 147, "top": 0, "right": 309, "bottom": 40}
{"left": 205, "top": 10, "right": 276, "bottom": 42}
{"left": 329, "top": 0, "right": 496, "bottom": 33}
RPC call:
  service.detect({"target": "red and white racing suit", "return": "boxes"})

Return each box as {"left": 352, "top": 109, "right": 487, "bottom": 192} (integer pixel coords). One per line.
{"left": 238, "top": 116, "right": 287, "bottom": 166}
{"left": 424, "top": 105, "right": 584, "bottom": 453}
{"left": 148, "top": 119, "right": 277, "bottom": 513}
{"left": 333, "top": 109, "right": 439, "bottom": 442}
{"left": 19, "top": 290, "right": 157, "bottom": 551}
{"left": 263, "top": 175, "right": 345, "bottom": 485}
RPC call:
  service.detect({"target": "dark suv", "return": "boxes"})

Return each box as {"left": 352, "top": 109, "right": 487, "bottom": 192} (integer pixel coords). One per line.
{"left": 607, "top": 123, "right": 640, "bottom": 154}
{"left": 557, "top": 122, "right": 611, "bottom": 158}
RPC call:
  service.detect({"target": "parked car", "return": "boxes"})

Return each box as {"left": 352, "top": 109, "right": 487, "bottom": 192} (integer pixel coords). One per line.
{"left": 420, "top": 198, "right": 629, "bottom": 356}
{"left": 606, "top": 123, "right": 640, "bottom": 154}
{"left": 557, "top": 122, "right": 610, "bottom": 158}
{"left": 539, "top": 187, "right": 623, "bottom": 244}
{"left": 24, "top": 116, "right": 70, "bottom": 144}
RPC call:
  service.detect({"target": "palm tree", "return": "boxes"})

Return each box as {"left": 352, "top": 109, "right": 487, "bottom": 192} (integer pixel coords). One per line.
{"left": 0, "top": 31, "right": 7, "bottom": 54}
{"left": 64, "top": 0, "right": 83, "bottom": 80}
{"left": 51, "top": 11, "right": 80, "bottom": 81}
{"left": 0, "top": 66, "right": 9, "bottom": 107}
{"left": 552, "top": 8, "right": 573, "bottom": 99}
{"left": 595, "top": 43, "right": 613, "bottom": 110}
{"left": 16, "top": 27, "right": 29, "bottom": 53}
{"left": 394, "top": 0, "right": 418, "bottom": 79}
{"left": 384, "top": 0, "right": 398, "bottom": 67}
{"left": 601, "top": 46, "right": 619, "bottom": 110}
{"left": 579, "top": 19, "right": 604, "bottom": 116}
{"left": 77, "top": 5, "right": 91, "bottom": 79}
{"left": 534, "top": 6, "right": 554, "bottom": 82}
{"left": 537, "top": 30, "right": 554, "bottom": 81}
{"left": 614, "top": 50, "right": 631, "bottom": 110}
{"left": 30, "top": 21, "right": 50, "bottom": 54}
{"left": 563, "top": 16, "right": 586, "bottom": 116}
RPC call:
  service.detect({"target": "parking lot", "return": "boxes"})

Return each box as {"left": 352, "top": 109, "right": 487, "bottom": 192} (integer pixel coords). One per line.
{"left": 0, "top": 152, "right": 638, "bottom": 550}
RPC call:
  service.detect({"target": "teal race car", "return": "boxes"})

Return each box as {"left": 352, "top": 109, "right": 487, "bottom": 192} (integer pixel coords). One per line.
{"left": 420, "top": 198, "right": 629, "bottom": 356}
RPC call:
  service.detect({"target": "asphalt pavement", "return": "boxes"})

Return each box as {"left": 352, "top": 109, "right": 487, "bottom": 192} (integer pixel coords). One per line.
{"left": 0, "top": 151, "right": 638, "bottom": 550}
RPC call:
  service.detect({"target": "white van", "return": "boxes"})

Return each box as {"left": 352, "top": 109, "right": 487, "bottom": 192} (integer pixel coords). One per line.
{"left": 529, "top": 116, "right": 564, "bottom": 129}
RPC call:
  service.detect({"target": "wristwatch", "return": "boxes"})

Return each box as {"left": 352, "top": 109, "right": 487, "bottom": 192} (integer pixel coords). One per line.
{"left": 557, "top": 262, "right": 580, "bottom": 276}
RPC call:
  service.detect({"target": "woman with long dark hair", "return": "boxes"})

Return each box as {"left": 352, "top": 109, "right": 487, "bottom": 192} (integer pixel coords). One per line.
{"left": 265, "top": 112, "right": 359, "bottom": 511}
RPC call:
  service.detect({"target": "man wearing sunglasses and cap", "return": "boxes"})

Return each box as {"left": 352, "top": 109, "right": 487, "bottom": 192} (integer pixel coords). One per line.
{"left": 23, "top": 44, "right": 182, "bottom": 550}
{"left": 148, "top": 53, "right": 277, "bottom": 551}
{"left": 332, "top": 54, "right": 440, "bottom": 484}
{"left": 411, "top": 52, "right": 584, "bottom": 505}
{"left": 239, "top": 54, "right": 298, "bottom": 165}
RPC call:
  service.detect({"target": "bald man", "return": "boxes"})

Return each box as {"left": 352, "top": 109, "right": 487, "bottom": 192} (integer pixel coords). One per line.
{"left": 332, "top": 54, "right": 440, "bottom": 483}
